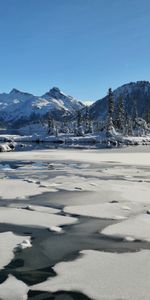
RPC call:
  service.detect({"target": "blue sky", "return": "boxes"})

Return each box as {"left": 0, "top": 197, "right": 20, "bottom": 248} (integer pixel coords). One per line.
{"left": 0, "top": 0, "right": 150, "bottom": 101}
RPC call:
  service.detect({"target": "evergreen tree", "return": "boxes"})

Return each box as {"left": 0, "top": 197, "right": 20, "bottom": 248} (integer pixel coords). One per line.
{"left": 84, "top": 106, "right": 89, "bottom": 133}
{"left": 77, "top": 110, "right": 82, "bottom": 127}
{"left": 115, "top": 96, "right": 125, "bottom": 131}
{"left": 106, "top": 88, "right": 115, "bottom": 135}
{"left": 74, "top": 110, "right": 84, "bottom": 136}
{"left": 84, "top": 106, "right": 93, "bottom": 134}
{"left": 61, "top": 114, "right": 69, "bottom": 133}
{"left": 108, "top": 88, "right": 114, "bottom": 118}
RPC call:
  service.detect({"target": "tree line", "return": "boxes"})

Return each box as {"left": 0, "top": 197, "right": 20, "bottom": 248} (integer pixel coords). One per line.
{"left": 47, "top": 88, "right": 150, "bottom": 137}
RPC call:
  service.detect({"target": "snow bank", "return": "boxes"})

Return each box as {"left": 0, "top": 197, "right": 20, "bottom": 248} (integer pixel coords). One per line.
{"left": 1, "top": 132, "right": 150, "bottom": 147}
{"left": 31, "top": 249, "right": 150, "bottom": 300}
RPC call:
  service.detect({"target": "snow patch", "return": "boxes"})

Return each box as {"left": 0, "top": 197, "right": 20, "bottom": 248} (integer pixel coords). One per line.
{"left": 0, "top": 275, "right": 28, "bottom": 300}
{"left": 31, "top": 249, "right": 150, "bottom": 300}
{"left": 102, "top": 214, "right": 150, "bottom": 241}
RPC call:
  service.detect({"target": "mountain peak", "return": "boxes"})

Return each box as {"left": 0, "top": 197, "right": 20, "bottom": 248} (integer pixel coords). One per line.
{"left": 10, "top": 88, "right": 21, "bottom": 94}
{"left": 10, "top": 88, "right": 33, "bottom": 97}
{"left": 47, "top": 87, "right": 61, "bottom": 98}
{"left": 49, "top": 87, "right": 60, "bottom": 93}
{"left": 42, "top": 86, "right": 63, "bottom": 100}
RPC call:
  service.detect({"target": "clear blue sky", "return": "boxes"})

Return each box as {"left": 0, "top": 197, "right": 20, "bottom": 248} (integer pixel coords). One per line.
{"left": 0, "top": 0, "right": 150, "bottom": 101}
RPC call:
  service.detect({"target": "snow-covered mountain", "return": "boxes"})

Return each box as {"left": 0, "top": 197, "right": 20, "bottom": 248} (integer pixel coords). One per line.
{"left": 89, "top": 81, "right": 150, "bottom": 121}
{"left": 0, "top": 87, "right": 84, "bottom": 127}
{"left": 1, "top": 81, "right": 150, "bottom": 129}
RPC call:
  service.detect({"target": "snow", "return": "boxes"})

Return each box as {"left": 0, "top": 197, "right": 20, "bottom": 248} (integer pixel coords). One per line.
{"left": 15, "top": 239, "right": 32, "bottom": 250}
{"left": 0, "top": 148, "right": 150, "bottom": 166}
{"left": 0, "top": 86, "right": 84, "bottom": 123}
{"left": 0, "top": 143, "right": 12, "bottom": 152}
{"left": 102, "top": 214, "right": 150, "bottom": 241}
{"left": 64, "top": 202, "right": 131, "bottom": 220}
{"left": 108, "top": 180, "right": 150, "bottom": 205}
{"left": 12, "top": 204, "right": 60, "bottom": 215}
{"left": 0, "top": 178, "right": 49, "bottom": 199}
{"left": 0, "top": 275, "right": 28, "bottom": 300}
{"left": 49, "top": 226, "right": 63, "bottom": 233}
{"left": 0, "top": 231, "right": 31, "bottom": 269}
{"left": 0, "top": 128, "right": 150, "bottom": 147}
{"left": 0, "top": 207, "right": 77, "bottom": 228}
{"left": 31, "top": 249, "right": 150, "bottom": 300}
{"left": 39, "top": 175, "right": 99, "bottom": 192}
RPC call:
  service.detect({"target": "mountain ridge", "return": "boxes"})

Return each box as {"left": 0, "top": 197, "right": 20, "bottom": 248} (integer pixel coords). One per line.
{"left": 0, "top": 86, "right": 84, "bottom": 127}
{"left": 0, "top": 81, "right": 150, "bottom": 128}
{"left": 89, "top": 80, "right": 150, "bottom": 121}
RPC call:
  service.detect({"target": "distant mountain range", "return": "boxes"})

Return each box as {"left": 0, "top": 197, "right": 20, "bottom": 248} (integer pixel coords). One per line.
{"left": 0, "top": 87, "right": 84, "bottom": 127}
{"left": 0, "top": 81, "right": 150, "bottom": 128}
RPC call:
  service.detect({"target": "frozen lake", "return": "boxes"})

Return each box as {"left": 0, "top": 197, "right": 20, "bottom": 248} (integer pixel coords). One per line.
{"left": 0, "top": 148, "right": 150, "bottom": 299}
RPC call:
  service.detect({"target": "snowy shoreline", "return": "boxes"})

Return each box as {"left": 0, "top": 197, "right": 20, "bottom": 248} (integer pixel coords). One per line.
{"left": 0, "top": 132, "right": 150, "bottom": 153}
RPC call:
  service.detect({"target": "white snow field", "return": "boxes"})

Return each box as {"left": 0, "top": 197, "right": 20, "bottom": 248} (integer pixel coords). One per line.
{"left": 0, "top": 148, "right": 150, "bottom": 299}
{"left": 31, "top": 249, "right": 150, "bottom": 300}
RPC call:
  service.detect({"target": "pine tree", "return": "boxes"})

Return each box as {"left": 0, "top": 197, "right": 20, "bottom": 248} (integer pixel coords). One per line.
{"left": 85, "top": 106, "right": 89, "bottom": 133}
{"left": 61, "top": 114, "right": 69, "bottom": 134}
{"left": 106, "top": 88, "right": 115, "bottom": 135}
{"left": 74, "top": 110, "right": 84, "bottom": 136}
{"left": 84, "top": 106, "right": 93, "bottom": 134}
{"left": 115, "top": 96, "right": 125, "bottom": 131}
{"left": 77, "top": 110, "right": 82, "bottom": 127}
{"left": 108, "top": 88, "right": 114, "bottom": 118}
